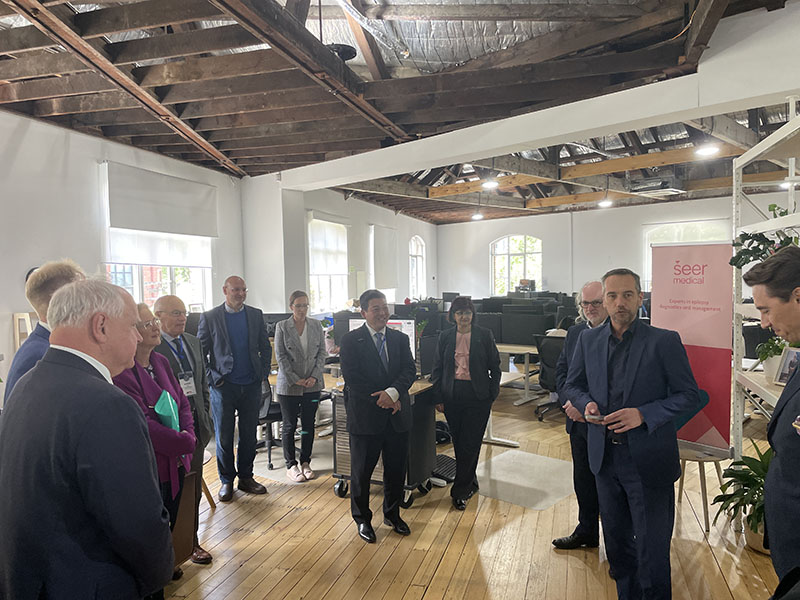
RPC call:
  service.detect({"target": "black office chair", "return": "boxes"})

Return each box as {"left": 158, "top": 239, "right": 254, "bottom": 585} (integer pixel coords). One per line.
{"left": 257, "top": 380, "right": 282, "bottom": 469}
{"left": 532, "top": 335, "right": 566, "bottom": 421}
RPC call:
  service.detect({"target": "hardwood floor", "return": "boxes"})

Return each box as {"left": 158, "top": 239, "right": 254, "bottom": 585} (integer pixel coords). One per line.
{"left": 167, "top": 386, "right": 777, "bottom": 600}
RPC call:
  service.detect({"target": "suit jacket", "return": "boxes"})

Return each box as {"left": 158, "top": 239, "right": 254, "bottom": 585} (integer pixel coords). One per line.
{"left": 197, "top": 303, "right": 271, "bottom": 387}
{"left": 3, "top": 322, "right": 50, "bottom": 402}
{"left": 555, "top": 321, "right": 589, "bottom": 434}
{"left": 339, "top": 324, "right": 417, "bottom": 435}
{"left": 114, "top": 352, "right": 197, "bottom": 498}
{"left": 430, "top": 325, "right": 501, "bottom": 404}
{"left": 764, "top": 364, "right": 800, "bottom": 577}
{"left": 154, "top": 332, "right": 214, "bottom": 448}
{"left": 274, "top": 317, "right": 327, "bottom": 396}
{"left": 564, "top": 319, "right": 700, "bottom": 488}
{"left": 0, "top": 349, "right": 174, "bottom": 599}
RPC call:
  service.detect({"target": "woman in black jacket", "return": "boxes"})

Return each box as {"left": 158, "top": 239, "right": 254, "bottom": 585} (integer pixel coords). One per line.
{"left": 431, "top": 296, "right": 501, "bottom": 510}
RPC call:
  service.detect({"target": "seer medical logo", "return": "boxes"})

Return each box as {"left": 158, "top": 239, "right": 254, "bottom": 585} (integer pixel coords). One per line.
{"left": 673, "top": 260, "right": 708, "bottom": 285}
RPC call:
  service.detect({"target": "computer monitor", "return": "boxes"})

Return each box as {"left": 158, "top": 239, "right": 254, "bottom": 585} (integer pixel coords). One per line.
{"left": 419, "top": 335, "right": 438, "bottom": 376}
{"left": 349, "top": 318, "right": 416, "bottom": 359}
{"left": 263, "top": 313, "right": 292, "bottom": 336}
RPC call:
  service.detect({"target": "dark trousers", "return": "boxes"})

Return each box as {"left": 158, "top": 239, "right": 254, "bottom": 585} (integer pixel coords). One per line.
{"left": 145, "top": 467, "right": 185, "bottom": 600}
{"left": 188, "top": 432, "right": 207, "bottom": 547}
{"left": 349, "top": 425, "right": 409, "bottom": 525}
{"left": 444, "top": 380, "right": 491, "bottom": 501}
{"left": 209, "top": 380, "right": 261, "bottom": 484}
{"left": 596, "top": 442, "right": 674, "bottom": 600}
{"left": 277, "top": 392, "right": 320, "bottom": 468}
{"left": 570, "top": 421, "right": 600, "bottom": 539}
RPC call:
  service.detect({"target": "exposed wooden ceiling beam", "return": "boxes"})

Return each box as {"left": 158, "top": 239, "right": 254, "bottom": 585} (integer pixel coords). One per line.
{"left": 364, "top": 42, "right": 682, "bottom": 98}
{"left": 204, "top": 116, "right": 378, "bottom": 141}
{"left": 192, "top": 103, "right": 354, "bottom": 131}
{"left": 155, "top": 70, "right": 311, "bottom": 104}
{"left": 448, "top": 1, "right": 683, "bottom": 72}
{"left": 684, "top": 170, "right": 789, "bottom": 191}
{"left": 561, "top": 143, "right": 741, "bottom": 179}
{"left": 216, "top": 127, "right": 384, "bottom": 150}
{"left": 338, "top": 179, "right": 527, "bottom": 210}
{"left": 343, "top": 0, "right": 389, "bottom": 81}
{"left": 525, "top": 190, "right": 637, "bottom": 209}
{"left": 4, "top": 0, "right": 246, "bottom": 177}
{"left": 360, "top": 4, "right": 646, "bottom": 22}
{"left": 684, "top": 0, "right": 731, "bottom": 66}
{"left": 178, "top": 87, "right": 339, "bottom": 119}
{"left": 0, "top": 51, "right": 88, "bottom": 82}
{"left": 207, "top": 0, "right": 409, "bottom": 140}
{"left": 0, "top": 72, "right": 116, "bottom": 103}
{"left": 429, "top": 173, "right": 552, "bottom": 198}
{"left": 74, "top": 0, "right": 224, "bottom": 38}
{"left": 226, "top": 139, "right": 382, "bottom": 158}
{"left": 285, "top": 0, "right": 311, "bottom": 22}
{"left": 32, "top": 91, "right": 139, "bottom": 116}
{"left": 388, "top": 103, "right": 531, "bottom": 125}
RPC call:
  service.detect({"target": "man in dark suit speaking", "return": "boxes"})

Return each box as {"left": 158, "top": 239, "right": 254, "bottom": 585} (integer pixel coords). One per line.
{"left": 340, "top": 289, "right": 417, "bottom": 544}
{"left": 565, "top": 268, "right": 699, "bottom": 600}
{"left": 0, "top": 279, "right": 174, "bottom": 599}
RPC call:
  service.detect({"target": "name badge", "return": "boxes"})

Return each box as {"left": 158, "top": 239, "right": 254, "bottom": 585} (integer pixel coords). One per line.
{"left": 178, "top": 371, "right": 197, "bottom": 397}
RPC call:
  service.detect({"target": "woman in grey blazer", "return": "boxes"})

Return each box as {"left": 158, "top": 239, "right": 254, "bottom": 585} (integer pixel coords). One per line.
{"left": 274, "top": 290, "right": 327, "bottom": 482}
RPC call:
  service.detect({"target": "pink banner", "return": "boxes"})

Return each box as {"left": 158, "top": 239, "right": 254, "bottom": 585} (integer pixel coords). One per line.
{"left": 651, "top": 243, "right": 732, "bottom": 450}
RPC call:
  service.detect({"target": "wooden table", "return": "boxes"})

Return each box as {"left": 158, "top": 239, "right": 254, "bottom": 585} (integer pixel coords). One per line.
{"left": 496, "top": 343, "right": 539, "bottom": 407}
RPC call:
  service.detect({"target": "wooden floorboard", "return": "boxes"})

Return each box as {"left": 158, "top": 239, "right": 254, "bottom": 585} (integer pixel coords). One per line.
{"left": 167, "top": 385, "right": 775, "bottom": 600}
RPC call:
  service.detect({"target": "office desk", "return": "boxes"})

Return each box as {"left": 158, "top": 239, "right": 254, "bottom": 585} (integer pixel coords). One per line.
{"left": 496, "top": 343, "right": 539, "bottom": 407}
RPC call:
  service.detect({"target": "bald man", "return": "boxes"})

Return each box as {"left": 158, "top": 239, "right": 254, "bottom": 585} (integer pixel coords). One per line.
{"left": 197, "top": 277, "right": 271, "bottom": 502}
{"left": 154, "top": 295, "right": 214, "bottom": 565}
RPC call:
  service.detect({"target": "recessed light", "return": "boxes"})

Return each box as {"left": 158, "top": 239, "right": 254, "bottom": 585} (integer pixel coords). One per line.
{"left": 463, "top": 163, "right": 473, "bottom": 170}
{"left": 781, "top": 182, "right": 791, "bottom": 189}
{"left": 695, "top": 145, "right": 720, "bottom": 157}
{"left": 481, "top": 180, "right": 499, "bottom": 189}
{"left": 598, "top": 199, "right": 613, "bottom": 208}
{"left": 471, "top": 212, "right": 484, "bottom": 221}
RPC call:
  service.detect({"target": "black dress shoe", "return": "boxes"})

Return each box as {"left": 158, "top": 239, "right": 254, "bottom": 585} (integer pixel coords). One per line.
{"left": 357, "top": 522, "right": 376, "bottom": 543}
{"left": 219, "top": 482, "right": 233, "bottom": 502}
{"left": 383, "top": 516, "right": 411, "bottom": 536}
{"left": 237, "top": 477, "right": 267, "bottom": 495}
{"left": 552, "top": 532, "right": 599, "bottom": 549}
{"left": 452, "top": 497, "right": 468, "bottom": 511}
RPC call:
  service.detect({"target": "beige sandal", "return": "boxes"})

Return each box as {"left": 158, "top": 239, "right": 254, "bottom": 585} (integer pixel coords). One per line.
{"left": 301, "top": 462, "right": 315, "bottom": 480}
{"left": 287, "top": 465, "right": 306, "bottom": 482}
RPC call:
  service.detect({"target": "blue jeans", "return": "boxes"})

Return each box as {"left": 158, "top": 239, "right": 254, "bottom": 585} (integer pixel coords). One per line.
{"left": 209, "top": 380, "right": 262, "bottom": 484}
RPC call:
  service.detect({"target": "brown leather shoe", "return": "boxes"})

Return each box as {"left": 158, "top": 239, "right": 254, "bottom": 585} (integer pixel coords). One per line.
{"left": 237, "top": 477, "right": 267, "bottom": 495}
{"left": 219, "top": 482, "right": 234, "bottom": 502}
{"left": 172, "top": 566, "right": 183, "bottom": 581}
{"left": 190, "top": 546, "right": 213, "bottom": 565}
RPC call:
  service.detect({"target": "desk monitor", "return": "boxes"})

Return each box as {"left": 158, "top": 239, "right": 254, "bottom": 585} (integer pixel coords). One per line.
{"left": 419, "top": 335, "right": 438, "bottom": 376}
{"left": 442, "top": 292, "right": 459, "bottom": 303}
{"left": 349, "top": 318, "right": 416, "bottom": 359}
{"left": 263, "top": 312, "right": 292, "bottom": 336}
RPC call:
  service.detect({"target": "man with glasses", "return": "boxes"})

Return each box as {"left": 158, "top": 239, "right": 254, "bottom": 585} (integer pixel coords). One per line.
{"left": 197, "top": 276, "right": 271, "bottom": 502}
{"left": 154, "top": 295, "right": 214, "bottom": 565}
{"left": 552, "top": 280, "right": 607, "bottom": 551}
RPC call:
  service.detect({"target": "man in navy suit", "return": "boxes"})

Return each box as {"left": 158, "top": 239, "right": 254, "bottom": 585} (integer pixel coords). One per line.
{"left": 552, "top": 280, "right": 607, "bottom": 550}
{"left": 198, "top": 276, "right": 271, "bottom": 502}
{"left": 744, "top": 246, "right": 800, "bottom": 581}
{"left": 565, "top": 268, "right": 699, "bottom": 600}
{"left": 340, "top": 289, "right": 417, "bottom": 544}
{"left": 0, "top": 279, "right": 173, "bottom": 599}
{"left": 4, "top": 259, "right": 84, "bottom": 401}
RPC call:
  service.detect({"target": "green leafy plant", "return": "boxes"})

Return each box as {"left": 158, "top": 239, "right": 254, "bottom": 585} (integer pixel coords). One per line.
{"left": 712, "top": 440, "right": 773, "bottom": 533}
{"left": 756, "top": 336, "right": 787, "bottom": 362}
{"left": 730, "top": 204, "right": 798, "bottom": 268}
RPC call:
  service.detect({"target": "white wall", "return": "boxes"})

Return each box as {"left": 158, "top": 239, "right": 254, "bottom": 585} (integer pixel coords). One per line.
{"left": 437, "top": 194, "right": 781, "bottom": 298}
{"left": 0, "top": 110, "right": 243, "bottom": 399}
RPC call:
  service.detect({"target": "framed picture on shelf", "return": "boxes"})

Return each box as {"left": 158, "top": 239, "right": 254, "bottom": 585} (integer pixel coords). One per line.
{"left": 774, "top": 346, "right": 800, "bottom": 386}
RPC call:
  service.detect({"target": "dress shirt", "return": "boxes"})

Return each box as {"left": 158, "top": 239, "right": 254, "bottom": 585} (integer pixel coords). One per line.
{"left": 365, "top": 323, "right": 400, "bottom": 402}
{"left": 49, "top": 345, "right": 112, "bottom": 384}
{"left": 298, "top": 323, "right": 308, "bottom": 355}
{"left": 39, "top": 321, "right": 52, "bottom": 332}
{"left": 605, "top": 319, "right": 638, "bottom": 442}
{"left": 161, "top": 332, "right": 195, "bottom": 372}
{"left": 224, "top": 303, "right": 244, "bottom": 313}
{"left": 454, "top": 331, "right": 472, "bottom": 380}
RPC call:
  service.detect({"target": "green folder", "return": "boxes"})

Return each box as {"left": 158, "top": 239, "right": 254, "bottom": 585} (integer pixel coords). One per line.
{"left": 154, "top": 389, "right": 180, "bottom": 432}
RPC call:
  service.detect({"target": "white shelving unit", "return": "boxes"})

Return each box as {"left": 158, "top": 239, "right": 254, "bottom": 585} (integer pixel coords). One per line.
{"left": 732, "top": 100, "right": 800, "bottom": 459}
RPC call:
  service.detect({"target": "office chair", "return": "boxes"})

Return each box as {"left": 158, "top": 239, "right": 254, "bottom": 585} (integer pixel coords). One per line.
{"left": 532, "top": 335, "right": 566, "bottom": 421}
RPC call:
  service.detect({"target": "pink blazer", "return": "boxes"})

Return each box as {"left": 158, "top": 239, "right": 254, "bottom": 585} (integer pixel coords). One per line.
{"left": 114, "top": 351, "right": 196, "bottom": 498}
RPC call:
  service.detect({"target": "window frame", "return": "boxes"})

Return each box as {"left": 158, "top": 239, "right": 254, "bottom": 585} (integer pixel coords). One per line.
{"left": 409, "top": 235, "right": 426, "bottom": 300}
{"left": 489, "top": 234, "right": 543, "bottom": 295}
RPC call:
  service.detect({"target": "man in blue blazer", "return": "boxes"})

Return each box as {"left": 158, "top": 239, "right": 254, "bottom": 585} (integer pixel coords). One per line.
{"left": 0, "top": 279, "right": 173, "bottom": 599}
{"left": 4, "top": 259, "right": 84, "bottom": 401}
{"left": 743, "top": 246, "right": 800, "bottom": 581}
{"left": 565, "top": 268, "right": 699, "bottom": 600}
{"left": 198, "top": 276, "right": 271, "bottom": 502}
{"left": 340, "top": 289, "right": 417, "bottom": 544}
{"left": 553, "top": 280, "right": 607, "bottom": 550}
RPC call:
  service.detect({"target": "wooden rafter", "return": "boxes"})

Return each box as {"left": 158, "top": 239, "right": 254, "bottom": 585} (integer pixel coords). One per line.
{"left": 684, "top": 0, "right": 732, "bottom": 66}
{"left": 342, "top": 0, "right": 389, "bottom": 81}
{"left": 525, "top": 190, "right": 637, "bottom": 209}
{"left": 284, "top": 0, "right": 311, "bottom": 22}
{"left": 429, "top": 173, "right": 552, "bottom": 198}
{"left": 684, "top": 170, "right": 789, "bottom": 191}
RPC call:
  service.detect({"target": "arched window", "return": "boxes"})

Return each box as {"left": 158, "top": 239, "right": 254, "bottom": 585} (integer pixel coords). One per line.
{"left": 409, "top": 235, "right": 426, "bottom": 299}
{"left": 490, "top": 235, "right": 542, "bottom": 295}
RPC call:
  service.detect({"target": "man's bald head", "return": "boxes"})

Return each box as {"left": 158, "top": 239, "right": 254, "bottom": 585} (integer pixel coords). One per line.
{"left": 154, "top": 295, "right": 188, "bottom": 338}
{"left": 223, "top": 275, "right": 247, "bottom": 311}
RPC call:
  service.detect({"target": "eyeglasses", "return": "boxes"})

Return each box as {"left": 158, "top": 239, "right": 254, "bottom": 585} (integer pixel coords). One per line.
{"left": 137, "top": 318, "right": 161, "bottom": 329}
{"left": 580, "top": 300, "right": 604, "bottom": 308}
{"left": 292, "top": 303, "right": 309, "bottom": 309}
{"left": 158, "top": 310, "right": 188, "bottom": 318}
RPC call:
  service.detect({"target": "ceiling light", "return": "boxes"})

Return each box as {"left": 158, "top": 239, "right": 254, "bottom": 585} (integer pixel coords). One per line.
{"left": 781, "top": 182, "right": 791, "bottom": 189}
{"left": 598, "top": 199, "right": 613, "bottom": 208}
{"left": 695, "top": 145, "right": 720, "bottom": 157}
{"left": 463, "top": 163, "right": 473, "bottom": 171}
{"left": 482, "top": 180, "right": 499, "bottom": 189}
{"left": 471, "top": 211, "right": 484, "bottom": 221}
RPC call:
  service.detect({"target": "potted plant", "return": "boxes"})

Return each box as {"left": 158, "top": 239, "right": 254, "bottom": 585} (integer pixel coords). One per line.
{"left": 712, "top": 440, "right": 773, "bottom": 554}
{"left": 756, "top": 336, "right": 788, "bottom": 380}
{"left": 730, "top": 204, "right": 798, "bottom": 268}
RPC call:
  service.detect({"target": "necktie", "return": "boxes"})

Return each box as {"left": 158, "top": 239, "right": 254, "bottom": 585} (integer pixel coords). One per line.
{"left": 375, "top": 332, "right": 389, "bottom": 370}
{"left": 173, "top": 337, "right": 193, "bottom": 373}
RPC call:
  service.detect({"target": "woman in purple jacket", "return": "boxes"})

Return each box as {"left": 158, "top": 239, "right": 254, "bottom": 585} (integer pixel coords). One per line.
{"left": 114, "top": 303, "right": 196, "bottom": 595}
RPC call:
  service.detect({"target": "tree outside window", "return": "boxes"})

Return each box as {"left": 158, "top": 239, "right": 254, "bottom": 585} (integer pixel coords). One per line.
{"left": 490, "top": 235, "right": 542, "bottom": 295}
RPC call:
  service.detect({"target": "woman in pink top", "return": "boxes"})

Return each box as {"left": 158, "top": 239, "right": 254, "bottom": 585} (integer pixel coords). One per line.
{"left": 430, "top": 296, "right": 501, "bottom": 510}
